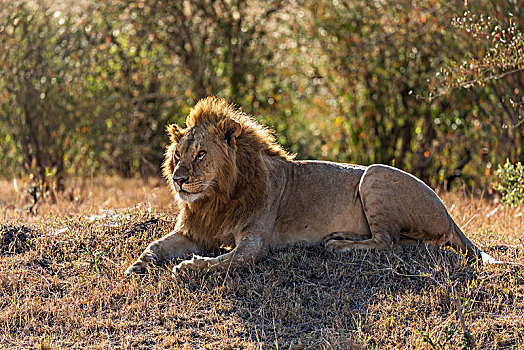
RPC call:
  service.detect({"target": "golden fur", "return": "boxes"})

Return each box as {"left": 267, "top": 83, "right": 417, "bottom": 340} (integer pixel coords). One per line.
{"left": 125, "top": 96, "right": 494, "bottom": 276}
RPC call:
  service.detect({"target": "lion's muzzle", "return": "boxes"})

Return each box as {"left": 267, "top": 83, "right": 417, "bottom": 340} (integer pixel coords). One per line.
{"left": 173, "top": 175, "right": 188, "bottom": 188}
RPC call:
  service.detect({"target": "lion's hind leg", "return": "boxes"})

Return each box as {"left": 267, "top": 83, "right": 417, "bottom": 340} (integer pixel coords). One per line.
{"left": 325, "top": 189, "right": 403, "bottom": 254}
{"left": 323, "top": 231, "right": 369, "bottom": 244}
{"left": 326, "top": 164, "right": 427, "bottom": 254}
{"left": 324, "top": 231, "right": 383, "bottom": 253}
{"left": 325, "top": 233, "right": 395, "bottom": 253}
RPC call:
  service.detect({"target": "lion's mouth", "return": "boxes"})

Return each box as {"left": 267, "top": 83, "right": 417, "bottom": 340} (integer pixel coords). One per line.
{"left": 176, "top": 182, "right": 208, "bottom": 195}
{"left": 176, "top": 186, "right": 208, "bottom": 203}
{"left": 178, "top": 185, "right": 204, "bottom": 192}
{"left": 179, "top": 188, "right": 202, "bottom": 195}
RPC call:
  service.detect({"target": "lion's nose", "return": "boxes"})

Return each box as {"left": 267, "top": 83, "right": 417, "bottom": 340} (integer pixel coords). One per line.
{"left": 173, "top": 176, "right": 188, "bottom": 187}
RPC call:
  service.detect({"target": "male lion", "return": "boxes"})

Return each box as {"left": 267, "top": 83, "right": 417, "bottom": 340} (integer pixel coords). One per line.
{"left": 125, "top": 97, "right": 494, "bottom": 275}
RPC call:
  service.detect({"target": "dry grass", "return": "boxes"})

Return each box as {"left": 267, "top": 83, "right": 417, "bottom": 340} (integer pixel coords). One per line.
{"left": 1, "top": 178, "right": 523, "bottom": 349}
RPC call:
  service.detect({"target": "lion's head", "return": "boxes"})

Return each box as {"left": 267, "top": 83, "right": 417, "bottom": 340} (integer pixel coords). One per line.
{"left": 162, "top": 97, "right": 291, "bottom": 205}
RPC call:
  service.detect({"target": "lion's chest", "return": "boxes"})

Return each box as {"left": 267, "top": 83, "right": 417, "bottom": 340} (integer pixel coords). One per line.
{"left": 183, "top": 209, "right": 237, "bottom": 249}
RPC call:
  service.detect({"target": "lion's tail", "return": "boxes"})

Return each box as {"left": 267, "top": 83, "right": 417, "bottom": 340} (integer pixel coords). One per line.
{"left": 449, "top": 216, "right": 498, "bottom": 264}
{"left": 448, "top": 215, "right": 521, "bottom": 266}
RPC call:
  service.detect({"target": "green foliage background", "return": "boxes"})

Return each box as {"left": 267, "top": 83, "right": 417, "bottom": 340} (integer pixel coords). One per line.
{"left": 496, "top": 161, "right": 524, "bottom": 208}
{"left": 0, "top": 0, "right": 522, "bottom": 189}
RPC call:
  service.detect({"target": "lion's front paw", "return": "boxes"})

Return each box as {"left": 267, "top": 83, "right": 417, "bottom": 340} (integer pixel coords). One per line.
{"left": 172, "top": 256, "right": 214, "bottom": 276}
{"left": 124, "top": 261, "right": 146, "bottom": 275}
{"left": 124, "top": 252, "right": 157, "bottom": 275}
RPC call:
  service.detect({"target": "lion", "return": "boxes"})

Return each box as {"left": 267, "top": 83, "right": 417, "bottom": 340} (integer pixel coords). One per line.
{"left": 125, "top": 96, "right": 496, "bottom": 276}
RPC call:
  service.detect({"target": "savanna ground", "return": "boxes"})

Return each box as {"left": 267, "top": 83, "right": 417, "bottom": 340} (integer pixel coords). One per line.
{"left": 1, "top": 177, "right": 523, "bottom": 349}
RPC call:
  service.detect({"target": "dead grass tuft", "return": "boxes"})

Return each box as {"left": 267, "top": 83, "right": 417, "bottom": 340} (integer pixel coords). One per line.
{"left": 0, "top": 178, "right": 523, "bottom": 348}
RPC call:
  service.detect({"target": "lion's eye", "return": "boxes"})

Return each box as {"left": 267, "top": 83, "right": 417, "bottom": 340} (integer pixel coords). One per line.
{"left": 174, "top": 150, "right": 181, "bottom": 158}
{"left": 196, "top": 150, "right": 207, "bottom": 160}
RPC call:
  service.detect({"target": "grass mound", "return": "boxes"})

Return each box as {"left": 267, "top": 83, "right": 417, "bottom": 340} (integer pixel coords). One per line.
{"left": 0, "top": 178, "right": 522, "bottom": 348}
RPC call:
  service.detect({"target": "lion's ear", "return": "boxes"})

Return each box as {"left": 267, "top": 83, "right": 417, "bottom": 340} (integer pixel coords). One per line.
{"left": 217, "top": 119, "right": 242, "bottom": 146}
{"left": 166, "top": 124, "right": 183, "bottom": 143}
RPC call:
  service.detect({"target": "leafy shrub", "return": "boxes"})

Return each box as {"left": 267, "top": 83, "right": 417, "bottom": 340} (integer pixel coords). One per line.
{"left": 495, "top": 161, "right": 524, "bottom": 208}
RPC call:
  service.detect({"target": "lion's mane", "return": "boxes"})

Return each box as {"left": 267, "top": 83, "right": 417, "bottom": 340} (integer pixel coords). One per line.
{"left": 161, "top": 97, "right": 293, "bottom": 249}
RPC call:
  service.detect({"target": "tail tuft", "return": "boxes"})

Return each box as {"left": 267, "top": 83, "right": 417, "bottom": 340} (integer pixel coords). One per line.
{"left": 449, "top": 216, "right": 523, "bottom": 266}
{"left": 481, "top": 251, "right": 499, "bottom": 264}
{"left": 481, "top": 251, "right": 524, "bottom": 266}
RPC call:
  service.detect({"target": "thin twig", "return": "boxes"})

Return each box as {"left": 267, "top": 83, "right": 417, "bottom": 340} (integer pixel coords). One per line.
{"left": 452, "top": 283, "right": 476, "bottom": 348}
{"left": 421, "top": 67, "right": 524, "bottom": 101}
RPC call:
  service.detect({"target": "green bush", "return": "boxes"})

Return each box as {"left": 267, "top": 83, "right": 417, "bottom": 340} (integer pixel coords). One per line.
{"left": 496, "top": 161, "right": 524, "bottom": 208}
